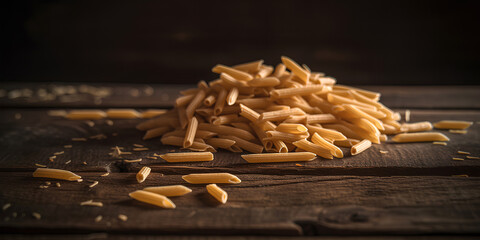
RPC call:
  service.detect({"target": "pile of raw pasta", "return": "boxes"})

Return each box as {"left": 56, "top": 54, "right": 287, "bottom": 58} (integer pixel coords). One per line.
{"left": 136, "top": 56, "right": 454, "bottom": 162}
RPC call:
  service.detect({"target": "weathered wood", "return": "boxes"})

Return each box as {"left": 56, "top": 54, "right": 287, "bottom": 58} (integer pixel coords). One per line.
{"left": 0, "top": 173, "right": 479, "bottom": 235}
{"left": 1, "top": 84, "right": 479, "bottom": 109}
{"left": 0, "top": 109, "right": 478, "bottom": 175}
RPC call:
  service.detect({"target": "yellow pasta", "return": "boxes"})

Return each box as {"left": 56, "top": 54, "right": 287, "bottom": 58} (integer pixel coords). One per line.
{"left": 306, "top": 124, "right": 347, "bottom": 141}
{"left": 292, "top": 139, "right": 333, "bottom": 159}
{"left": 342, "top": 104, "right": 384, "bottom": 131}
{"left": 186, "top": 90, "right": 206, "bottom": 120}
{"left": 176, "top": 94, "right": 195, "bottom": 107}
{"left": 351, "top": 139, "right": 372, "bottom": 155}
{"left": 400, "top": 121, "right": 433, "bottom": 133}
{"left": 141, "top": 109, "right": 167, "bottom": 119}
{"left": 270, "top": 85, "right": 327, "bottom": 98}
{"left": 33, "top": 168, "right": 82, "bottom": 181}
{"left": 241, "top": 152, "right": 316, "bottom": 163}
{"left": 221, "top": 135, "right": 264, "bottom": 153}
{"left": 159, "top": 152, "right": 213, "bottom": 162}
{"left": 256, "top": 65, "right": 274, "bottom": 78}
{"left": 184, "top": 116, "right": 198, "bottom": 148}
{"left": 182, "top": 173, "right": 241, "bottom": 184}
{"left": 226, "top": 87, "right": 239, "bottom": 106}
{"left": 233, "top": 59, "right": 264, "bottom": 73}
{"left": 198, "top": 123, "right": 256, "bottom": 141}
{"left": 214, "top": 88, "right": 227, "bottom": 115}
{"left": 239, "top": 104, "right": 260, "bottom": 122}
{"left": 143, "top": 185, "right": 192, "bottom": 197}
{"left": 266, "top": 131, "right": 309, "bottom": 142}
{"left": 65, "top": 110, "right": 106, "bottom": 120}
{"left": 306, "top": 114, "right": 337, "bottom": 124}
{"left": 203, "top": 94, "right": 216, "bottom": 107}
{"left": 212, "top": 64, "right": 253, "bottom": 81}
{"left": 273, "top": 63, "right": 286, "bottom": 78}
{"left": 281, "top": 56, "right": 310, "bottom": 83}
{"left": 129, "top": 190, "right": 176, "bottom": 209}
{"left": 206, "top": 184, "right": 228, "bottom": 204}
{"left": 248, "top": 77, "right": 280, "bottom": 87}
{"left": 392, "top": 132, "right": 449, "bottom": 143}
{"left": 136, "top": 166, "right": 151, "bottom": 183}
{"left": 327, "top": 93, "right": 376, "bottom": 110}
{"left": 311, "top": 133, "right": 343, "bottom": 158}
{"left": 205, "top": 138, "right": 236, "bottom": 150}
{"left": 237, "top": 97, "right": 272, "bottom": 109}
{"left": 106, "top": 109, "right": 141, "bottom": 119}
{"left": 161, "top": 136, "right": 216, "bottom": 152}
{"left": 433, "top": 120, "right": 473, "bottom": 130}
{"left": 334, "top": 138, "right": 361, "bottom": 147}
{"left": 260, "top": 108, "right": 305, "bottom": 121}
{"left": 275, "top": 123, "right": 308, "bottom": 134}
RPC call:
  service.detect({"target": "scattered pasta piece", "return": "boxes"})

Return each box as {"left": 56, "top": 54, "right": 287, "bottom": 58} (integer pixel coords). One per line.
{"left": 206, "top": 184, "right": 228, "bottom": 204}
{"left": 466, "top": 156, "right": 480, "bottom": 160}
{"left": 351, "top": 140, "right": 372, "bottom": 155}
{"left": 143, "top": 185, "right": 192, "bottom": 197}
{"left": 64, "top": 145, "right": 73, "bottom": 148}
{"left": 66, "top": 110, "right": 106, "bottom": 120}
{"left": 457, "top": 151, "right": 470, "bottom": 155}
{"left": 35, "top": 163, "right": 47, "bottom": 168}
{"left": 33, "top": 168, "right": 81, "bottom": 181}
{"left": 89, "top": 181, "right": 99, "bottom": 188}
{"left": 136, "top": 166, "right": 151, "bottom": 183}
{"left": 129, "top": 190, "right": 176, "bottom": 209}
{"left": 432, "top": 142, "right": 447, "bottom": 146}
{"left": 118, "top": 214, "right": 128, "bottom": 221}
{"left": 182, "top": 173, "right": 241, "bottom": 184}
{"left": 379, "top": 150, "right": 389, "bottom": 154}
{"left": 72, "top": 138, "right": 87, "bottom": 142}
{"left": 433, "top": 120, "right": 473, "bottom": 130}
{"left": 56, "top": 182, "right": 61, "bottom": 187}
{"left": 101, "top": 172, "right": 110, "bottom": 177}
{"left": 160, "top": 152, "right": 214, "bottom": 162}
{"left": 452, "top": 174, "right": 468, "bottom": 177}
{"left": 95, "top": 215, "right": 103, "bottom": 223}
{"left": 106, "top": 109, "right": 141, "bottom": 119}
{"left": 452, "top": 158, "right": 464, "bottom": 161}
{"left": 133, "top": 144, "right": 144, "bottom": 148}
{"left": 32, "top": 212, "right": 41, "bottom": 220}
{"left": 133, "top": 148, "right": 149, "bottom": 151}
{"left": 449, "top": 130, "right": 467, "bottom": 134}
{"left": 3, "top": 203, "right": 12, "bottom": 211}
{"left": 80, "top": 200, "right": 103, "bottom": 207}
{"left": 124, "top": 159, "right": 142, "bottom": 163}
{"left": 405, "top": 110, "right": 410, "bottom": 122}
{"left": 392, "top": 132, "right": 449, "bottom": 143}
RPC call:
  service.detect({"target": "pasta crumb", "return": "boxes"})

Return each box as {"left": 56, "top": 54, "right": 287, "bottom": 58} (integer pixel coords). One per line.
{"left": 56, "top": 182, "right": 61, "bottom": 187}
{"left": 53, "top": 151, "right": 64, "bottom": 155}
{"left": 35, "top": 163, "right": 47, "bottom": 168}
{"left": 64, "top": 145, "right": 73, "bottom": 148}
{"left": 83, "top": 161, "right": 88, "bottom": 165}
{"left": 133, "top": 148, "right": 149, "bottom": 151}
{"left": 118, "top": 214, "right": 128, "bottom": 221}
{"left": 457, "top": 151, "right": 470, "bottom": 155}
{"left": 452, "top": 174, "right": 468, "bottom": 177}
{"left": 95, "top": 215, "right": 103, "bottom": 222}
{"left": 106, "top": 120, "right": 114, "bottom": 126}
{"left": 101, "top": 172, "right": 110, "bottom": 177}
{"left": 2, "top": 203, "right": 11, "bottom": 211}
{"left": 466, "top": 156, "right": 480, "bottom": 160}
{"left": 452, "top": 157, "right": 464, "bottom": 161}
{"left": 449, "top": 130, "right": 467, "bottom": 134}
{"left": 124, "top": 158, "right": 142, "bottom": 163}
{"left": 89, "top": 181, "right": 99, "bottom": 188}
{"left": 80, "top": 200, "right": 103, "bottom": 207}
{"left": 379, "top": 150, "right": 389, "bottom": 154}
{"left": 65, "top": 160, "right": 71, "bottom": 165}
{"left": 32, "top": 212, "right": 41, "bottom": 220}
{"left": 433, "top": 142, "right": 447, "bottom": 146}
{"left": 133, "top": 144, "right": 144, "bottom": 148}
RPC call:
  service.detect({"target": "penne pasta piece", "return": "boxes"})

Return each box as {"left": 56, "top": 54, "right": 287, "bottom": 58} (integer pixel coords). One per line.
{"left": 205, "top": 138, "right": 236, "bottom": 150}
{"left": 175, "top": 94, "right": 195, "bottom": 107}
{"left": 129, "top": 190, "right": 176, "bottom": 209}
{"left": 342, "top": 104, "right": 384, "bottom": 131}
{"left": 333, "top": 85, "right": 380, "bottom": 101}
{"left": 65, "top": 110, "right": 106, "bottom": 120}
{"left": 106, "top": 109, "right": 141, "bottom": 119}
{"left": 334, "top": 138, "right": 361, "bottom": 148}
{"left": 281, "top": 56, "right": 310, "bottom": 83}
{"left": 33, "top": 168, "right": 81, "bottom": 181}
{"left": 248, "top": 77, "right": 280, "bottom": 87}
{"left": 239, "top": 104, "right": 260, "bottom": 122}
{"left": 311, "top": 133, "right": 343, "bottom": 158}
{"left": 186, "top": 90, "right": 206, "bottom": 120}
{"left": 256, "top": 65, "right": 274, "bottom": 78}
{"left": 306, "top": 124, "right": 347, "bottom": 141}
{"left": 206, "top": 184, "right": 228, "bottom": 204}
{"left": 177, "top": 106, "right": 188, "bottom": 129}
{"left": 272, "top": 140, "right": 288, "bottom": 153}
{"left": 433, "top": 120, "right": 473, "bottom": 130}
{"left": 210, "top": 114, "right": 238, "bottom": 125}
{"left": 275, "top": 123, "right": 308, "bottom": 134}
{"left": 226, "top": 87, "right": 239, "bottom": 106}
{"left": 233, "top": 59, "right": 264, "bottom": 73}
{"left": 182, "top": 173, "right": 241, "bottom": 184}
{"left": 221, "top": 135, "right": 264, "bottom": 153}
{"left": 351, "top": 139, "right": 372, "bottom": 155}
{"left": 184, "top": 116, "right": 198, "bottom": 148}
{"left": 237, "top": 97, "right": 272, "bottom": 109}
{"left": 198, "top": 123, "right": 256, "bottom": 141}
{"left": 241, "top": 152, "right": 316, "bottom": 163}
{"left": 142, "top": 109, "right": 167, "bottom": 119}
{"left": 230, "top": 122, "right": 254, "bottom": 133}
{"left": 306, "top": 114, "right": 337, "bottom": 124}
{"left": 220, "top": 73, "right": 249, "bottom": 88}
{"left": 143, "top": 185, "right": 192, "bottom": 197}
{"left": 203, "top": 94, "right": 217, "bottom": 107}
{"left": 292, "top": 139, "right": 333, "bottom": 159}
{"left": 161, "top": 136, "right": 216, "bottom": 152}
{"left": 273, "top": 63, "right": 286, "bottom": 78}
{"left": 136, "top": 166, "right": 151, "bottom": 183}
{"left": 212, "top": 64, "right": 253, "bottom": 81}
{"left": 143, "top": 126, "right": 172, "bottom": 140}
{"left": 400, "top": 121, "right": 433, "bottom": 133}
{"left": 160, "top": 152, "right": 214, "bottom": 162}
{"left": 214, "top": 88, "right": 228, "bottom": 115}
{"left": 270, "top": 85, "right": 328, "bottom": 98}
{"left": 266, "top": 131, "right": 309, "bottom": 142}
{"left": 379, "top": 134, "right": 388, "bottom": 142}
{"left": 327, "top": 93, "right": 377, "bottom": 110}
{"left": 392, "top": 132, "right": 450, "bottom": 143}
{"left": 260, "top": 108, "right": 305, "bottom": 121}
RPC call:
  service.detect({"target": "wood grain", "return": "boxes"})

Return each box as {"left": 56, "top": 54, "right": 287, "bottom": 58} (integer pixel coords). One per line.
{"left": 0, "top": 173, "right": 479, "bottom": 235}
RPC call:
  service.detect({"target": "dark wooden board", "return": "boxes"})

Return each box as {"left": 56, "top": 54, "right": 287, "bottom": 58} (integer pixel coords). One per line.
{"left": 2, "top": 236, "right": 478, "bottom": 240}
{"left": 1, "top": 84, "right": 479, "bottom": 109}
{"left": 0, "top": 109, "right": 478, "bottom": 175}
{"left": 1, "top": 173, "right": 480, "bottom": 236}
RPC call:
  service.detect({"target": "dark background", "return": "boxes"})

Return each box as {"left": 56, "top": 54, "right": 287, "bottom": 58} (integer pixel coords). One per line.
{"left": 2, "top": 0, "right": 479, "bottom": 85}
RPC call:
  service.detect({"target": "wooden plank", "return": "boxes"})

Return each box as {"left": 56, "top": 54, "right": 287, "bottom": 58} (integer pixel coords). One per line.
{"left": 0, "top": 109, "right": 478, "bottom": 175}
{"left": 1, "top": 173, "right": 479, "bottom": 235}
{"left": 1, "top": 83, "right": 479, "bottom": 109}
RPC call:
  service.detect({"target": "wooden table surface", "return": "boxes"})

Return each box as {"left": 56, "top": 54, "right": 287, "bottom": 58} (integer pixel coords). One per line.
{"left": 0, "top": 84, "right": 479, "bottom": 239}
